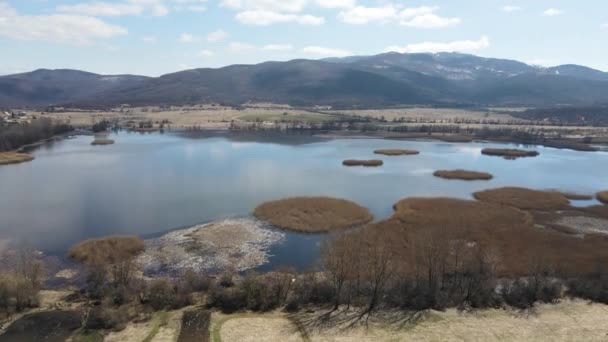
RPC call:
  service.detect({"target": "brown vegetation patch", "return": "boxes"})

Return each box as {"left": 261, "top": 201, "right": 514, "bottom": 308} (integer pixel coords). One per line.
{"left": 473, "top": 187, "right": 570, "bottom": 210}
{"left": 556, "top": 192, "right": 594, "bottom": 201}
{"left": 253, "top": 197, "right": 373, "bottom": 233}
{"left": 177, "top": 309, "right": 210, "bottom": 342}
{"left": 597, "top": 191, "right": 608, "bottom": 204}
{"left": 68, "top": 236, "right": 144, "bottom": 265}
{"left": 91, "top": 138, "right": 115, "bottom": 145}
{"left": 433, "top": 169, "right": 493, "bottom": 181}
{"left": 0, "top": 152, "right": 34, "bottom": 165}
{"left": 373, "top": 149, "right": 419, "bottom": 156}
{"left": 481, "top": 148, "right": 539, "bottom": 159}
{"left": 342, "top": 159, "right": 383, "bottom": 167}
{"left": 383, "top": 197, "right": 608, "bottom": 276}
{"left": 0, "top": 310, "right": 82, "bottom": 342}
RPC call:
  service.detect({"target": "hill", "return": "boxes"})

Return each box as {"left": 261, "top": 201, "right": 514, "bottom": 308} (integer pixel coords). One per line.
{"left": 1, "top": 53, "right": 608, "bottom": 108}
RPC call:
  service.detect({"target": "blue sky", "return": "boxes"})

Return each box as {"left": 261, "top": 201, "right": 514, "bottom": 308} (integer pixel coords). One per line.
{"left": 1, "top": 0, "right": 607, "bottom": 76}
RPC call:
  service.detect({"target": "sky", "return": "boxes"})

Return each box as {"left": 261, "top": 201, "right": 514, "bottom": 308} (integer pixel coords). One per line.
{"left": 0, "top": 0, "right": 607, "bottom": 76}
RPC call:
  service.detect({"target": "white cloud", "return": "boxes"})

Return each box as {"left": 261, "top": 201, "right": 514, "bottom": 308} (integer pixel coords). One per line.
{"left": 338, "top": 5, "right": 396, "bottom": 24}
{"left": 207, "top": 29, "right": 228, "bottom": 42}
{"left": 229, "top": 41, "right": 256, "bottom": 52}
{"left": 262, "top": 44, "right": 294, "bottom": 51}
{"left": 603, "top": 23, "right": 608, "bottom": 29}
{"left": 221, "top": 0, "right": 307, "bottom": 13}
{"left": 400, "top": 13, "right": 460, "bottom": 28}
{"left": 187, "top": 5, "right": 207, "bottom": 12}
{"left": 235, "top": 10, "right": 324, "bottom": 25}
{"left": 338, "top": 5, "right": 460, "bottom": 28}
{"left": 501, "top": 5, "right": 522, "bottom": 13}
{"left": 142, "top": 35, "right": 157, "bottom": 43}
{"left": 179, "top": 33, "right": 196, "bottom": 42}
{"left": 314, "top": 0, "right": 354, "bottom": 9}
{"left": 386, "top": 36, "right": 490, "bottom": 54}
{"left": 542, "top": 8, "right": 563, "bottom": 17}
{"left": 301, "top": 46, "right": 352, "bottom": 57}
{"left": 197, "top": 49, "right": 214, "bottom": 57}
{"left": 58, "top": 0, "right": 169, "bottom": 17}
{"left": 0, "top": 2, "right": 127, "bottom": 44}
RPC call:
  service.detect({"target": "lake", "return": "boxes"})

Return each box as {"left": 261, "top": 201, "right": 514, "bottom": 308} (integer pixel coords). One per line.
{"left": 1, "top": 131, "right": 607, "bottom": 270}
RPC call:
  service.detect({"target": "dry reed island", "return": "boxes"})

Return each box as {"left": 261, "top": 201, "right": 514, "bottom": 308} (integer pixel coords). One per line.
{"left": 253, "top": 196, "right": 373, "bottom": 233}
{"left": 433, "top": 169, "right": 493, "bottom": 181}
{"left": 3, "top": 186, "right": 608, "bottom": 341}
{"left": 481, "top": 148, "right": 540, "bottom": 159}
{"left": 342, "top": 159, "right": 384, "bottom": 167}
{"left": 91, "top": 138, "right": 115, "bottom": 146}
{"left": 0, "top": 152, "right": 34, "bottom": 165}
{"left": 598, "top": 191, "right": 608, "bottom": 204}
{"left": 374, "top": 149, "right": 419, "bottom": 156}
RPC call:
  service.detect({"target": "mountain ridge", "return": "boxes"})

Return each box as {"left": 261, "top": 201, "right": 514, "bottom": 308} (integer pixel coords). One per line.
{"left": 1, "top": 52, "right": 607, "bottom": 108}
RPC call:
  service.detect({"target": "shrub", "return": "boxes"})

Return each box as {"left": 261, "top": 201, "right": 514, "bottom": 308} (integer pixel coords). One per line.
{"left": 208, "top": 286, "right": 247, "bottom": 313}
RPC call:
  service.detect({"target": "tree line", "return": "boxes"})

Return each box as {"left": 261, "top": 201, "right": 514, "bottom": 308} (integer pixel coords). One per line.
{"left": 0, "top": 118, "right": 73, "bottom": 152}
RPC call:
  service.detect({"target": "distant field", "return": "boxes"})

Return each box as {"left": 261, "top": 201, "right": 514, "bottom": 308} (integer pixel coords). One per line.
{"left": 238, "top": 111, "right": 336, "bottom": 123}
{"left": 326, "top": 107, "right": 524, "bottom": 122}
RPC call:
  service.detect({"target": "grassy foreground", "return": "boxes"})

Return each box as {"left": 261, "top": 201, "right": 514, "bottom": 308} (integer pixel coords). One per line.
{"left": 253, "top": 197, "right": 373, "bottom": 233}
{"left": 0, "top": 152, "right": 34, "bottom": 165}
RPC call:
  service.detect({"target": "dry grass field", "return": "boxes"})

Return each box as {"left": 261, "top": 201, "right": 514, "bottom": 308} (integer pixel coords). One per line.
{"left": 326, "top": 107, "right": 523, "bottom": 122}
{"left": 374, "top": 149, "right": 419, "bottom": 156}
{"left": 433, "top": 170, "right": 493, "bottom": 181}
{"left": 253, "top": 197, "right": 373, "bottom": 233}
{"left": 0, "top": 152, "right": 34, "bottom": 165}
{"left": 212, "top": 301, "right": 608, "bottom": 342}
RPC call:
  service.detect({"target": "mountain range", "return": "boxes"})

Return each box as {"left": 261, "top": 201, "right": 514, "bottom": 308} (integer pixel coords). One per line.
{"left": 2, "top": 52, "right": 608, "bottom": 109}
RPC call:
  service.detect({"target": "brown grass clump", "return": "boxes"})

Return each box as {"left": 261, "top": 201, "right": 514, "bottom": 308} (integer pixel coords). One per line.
{"left": 374, "top": 149, "right": 419, "bottom": 156}
{"left": 68, "top": 236, "right": 144, "bottom": 265}
{"left": 481, "top": 148, "right": 539, "bottom": 159}
{"left": 91, "top": 138, "right": 115, "bottom": 146}
{"left": 375, "top": 197, "right": 608, "bottom": 276}
{"left": 342, "top": 159, "right": 383, "bottom": 167}
{"left": 0, "top": 152, "right": 34, "bottom": 165}
{"left": 473, "top": 187, "right": 570, "bottom": 210}
{"left": 554, "top": 192, "right": 594, "bottom": 201}
{"left": 597, "top": 191, "right": 608, "bottom": 204}
{"left": 433, "top": 169, "right": 493, "bottom": 181}
{"left": 253, "top": 197, "right": 373, "bottom": 233}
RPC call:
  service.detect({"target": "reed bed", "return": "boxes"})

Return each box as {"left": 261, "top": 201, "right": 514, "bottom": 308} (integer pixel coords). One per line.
{"left": 378, "top": 197, "right": 608, "bottom": 276}
{"left": 433, "top": 169, "right": 493, "bottom": 181}
{"left": 597, "top": 191, "right": 608, "bottom": 204}
{"left": 555, "top": 192, "right": 594, "bottom": 201}
{"left": 68, "top": 236, "right": 144, "bottom": 265}
{"left": 91, "top": 138, "right": 115, "bottom": 146}
{"left": 481, "top": 148, "right": 539, "bottom": 159}
{"left": 253, "top": 197, "right": 373, "bottom": 233}
{"left": 0, "top": 152, "right": 34, "bottom": 165}
{"left": 473, "top": 187, "right": 570, "bottom": 210}
{"left": 342, "top": 159, "right": 383, "bottom": 167}
{"left": 373, "top": 149, "right": 419, "bottom": 156}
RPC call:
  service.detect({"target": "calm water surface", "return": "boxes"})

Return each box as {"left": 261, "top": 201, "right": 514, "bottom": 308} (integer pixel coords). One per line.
{"left": 1, "top": 132, "right": 607, "bottom": 269}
